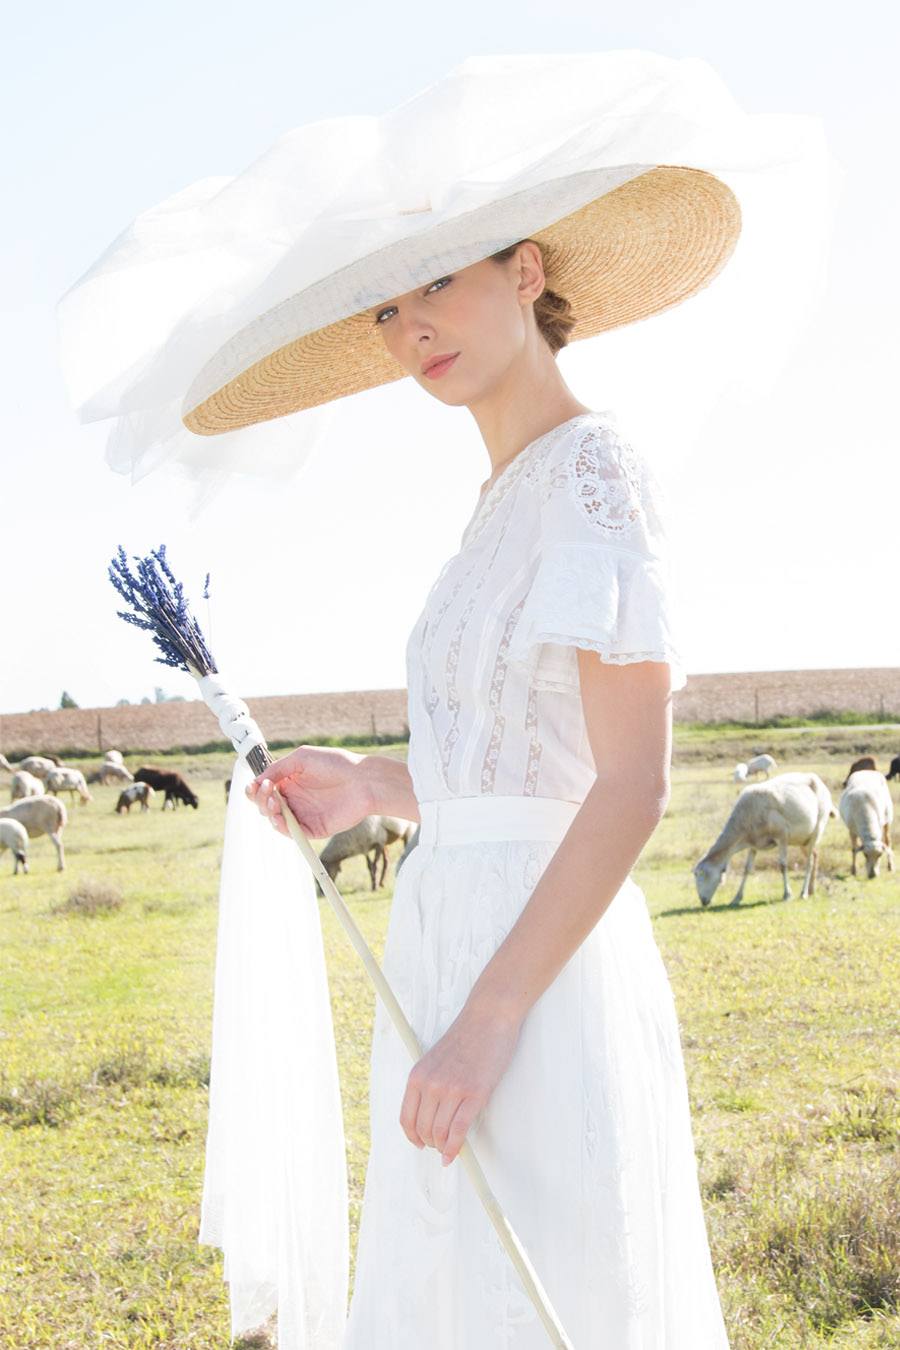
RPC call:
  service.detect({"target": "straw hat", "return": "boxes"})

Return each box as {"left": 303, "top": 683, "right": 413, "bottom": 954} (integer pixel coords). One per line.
{"left": 59, "top": 50, "right": 834, "bottom": 500}
{"left": 183, "top": 162, "right": 740, "bottom": 436}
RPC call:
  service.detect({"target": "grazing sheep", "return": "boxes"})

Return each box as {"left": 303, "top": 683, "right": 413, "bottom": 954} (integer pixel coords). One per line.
{"left": 104, "top": 749, "right": 125, "bottom": 766}
{"left": 116, "top": 782, "right": 156, "bottom": 814}
{"left": 134, "top": 766, "right": 199, "bottom": 809}
{"left": 10, "top": 770, "right": 45, "bottom": 802}
{"left": 0, "top": 818, "right": 29, "bottom": 874}
{"left": 843, "top": 756, "right": 877, "bottom": 788}
{"left": 366, "top": 816, "right": 417, "bottom": 888}
{"left": 0, "top": 796, "right": 67, "bottom": 871}
{"left": 396, "top": 823, "right": 421, "bottom": 875}
{"left": 694, "top": 772, "right": 836, "bottom": 907}
{"left": 15, "top": 755, "right": 60, "bottom": 780}
{"left": 886, "top": 755, "right": 900, "bottom": 782}
{"left": 97, "top": 761, "right": 134, "bottom": 786}
{"left": 44, "top": 767, "right": 93, "bottom": 805}
{"left": 838, "top": 769, "right": 894, "bottom": 879}
{"left": 317, "top": 815, "right": 417, "bottom": 893}
{"left": 733, "top": 753, "right": 777, "bottom": 783}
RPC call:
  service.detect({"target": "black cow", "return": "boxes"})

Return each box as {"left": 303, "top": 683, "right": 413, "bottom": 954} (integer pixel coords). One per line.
{"left": 887, "top": 755, "right": 900, "bottom": 782}
{"left": 134, "top": 766, "right": 199, "bottom": 809}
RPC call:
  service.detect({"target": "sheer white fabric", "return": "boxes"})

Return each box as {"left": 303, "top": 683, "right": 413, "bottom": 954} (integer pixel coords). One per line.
{"left": 344, "top": 410, "right": 728, "bottom": 1345}
{"left": 405, "top": 409, "right": 685, "bottom": 805}
{"left": 201, "top": 754, "right": 349, "bottom": 1348}
{"left": 54, "top": 51, "right": 840, "bottom": 509}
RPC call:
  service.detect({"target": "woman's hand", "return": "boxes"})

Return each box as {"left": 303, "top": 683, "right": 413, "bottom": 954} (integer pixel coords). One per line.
{"left": 399, "top": 1001, "right": 524, "bottom": 1166}
{"left": 246, "top": 744, "right": 373, "bottom": 839}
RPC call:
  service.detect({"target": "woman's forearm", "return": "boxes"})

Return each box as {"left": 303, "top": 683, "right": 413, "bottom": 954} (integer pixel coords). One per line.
{"left": 466, "top": 773, "right": 669, "bottom": 1025}
{"left": 362, "top": 753, "right": 420, "bottom": 823}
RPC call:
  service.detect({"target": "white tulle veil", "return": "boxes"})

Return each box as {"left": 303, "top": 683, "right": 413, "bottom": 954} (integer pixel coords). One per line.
{"left": 57, "top": 50, "right": 842, "bottom": 511}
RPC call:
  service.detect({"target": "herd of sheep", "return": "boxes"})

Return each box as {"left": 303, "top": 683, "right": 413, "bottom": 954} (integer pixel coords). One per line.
{"left": 1, "top": 745, "right": 897, "bottom": 908}
{"left": 284, "top": 749, "right": 899, "bottom": 908}
{"left": 693, "top": 752, "right": 897, "bottom": 906}
{"left": 0, "top": 750, "right": 201, "bottom": 874}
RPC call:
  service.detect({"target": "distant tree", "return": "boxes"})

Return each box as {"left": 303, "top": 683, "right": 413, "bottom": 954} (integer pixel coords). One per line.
{"left": 140, "top": 696, "right": 152, "bottom": 705}
{"left": 59, "top": 691, "right": 79, "bottom": 709}
{"left": 116, "top": 698, "right": 131, "bottom": 706}
{"left": 153, "top": 686, "right": 186, "bottom": 704}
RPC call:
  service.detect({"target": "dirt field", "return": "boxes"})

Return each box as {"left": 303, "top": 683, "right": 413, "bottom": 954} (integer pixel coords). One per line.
{"left": 2, "top": 666, "right": 899, "bottom": 756}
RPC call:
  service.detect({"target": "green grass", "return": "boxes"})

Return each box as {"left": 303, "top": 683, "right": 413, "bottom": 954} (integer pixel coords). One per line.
{"left": 0, "top": 732, "right": 898, "bottom": 1347}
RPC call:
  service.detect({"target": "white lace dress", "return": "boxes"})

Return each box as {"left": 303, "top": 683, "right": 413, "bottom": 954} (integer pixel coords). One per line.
{"left": 343, "top": 411, "right": 729, "bottom": 1347}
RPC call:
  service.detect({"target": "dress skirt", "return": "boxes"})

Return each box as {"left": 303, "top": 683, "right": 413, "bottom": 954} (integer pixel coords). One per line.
{"left": 343, "top": 795, "right": 729, "bottom": 1348}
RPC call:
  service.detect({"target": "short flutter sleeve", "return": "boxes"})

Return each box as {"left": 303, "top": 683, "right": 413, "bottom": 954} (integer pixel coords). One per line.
{"left": 506, "top": 416, "right": 687, "bottom": 695}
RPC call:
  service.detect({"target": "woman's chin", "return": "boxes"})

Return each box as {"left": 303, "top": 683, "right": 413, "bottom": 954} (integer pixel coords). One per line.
{"left": 417, "top": 378, "right": 473, "bottom": 408}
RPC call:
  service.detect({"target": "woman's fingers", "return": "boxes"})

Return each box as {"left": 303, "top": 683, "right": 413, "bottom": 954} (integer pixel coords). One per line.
{"left": 439, "top": 1099, "right": 479, "bottom": 1165}
{"left": 244, "top": 775, "right": 292, "bottom": 834}
{"left": 246, "top": 748, "right": 305, "bottom": 799}
{"left": 399, "top": 1079, "right": 426, "bottom": 1149}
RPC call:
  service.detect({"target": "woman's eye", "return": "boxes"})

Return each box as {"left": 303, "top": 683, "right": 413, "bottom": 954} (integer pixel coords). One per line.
{"left": 373, "top": 276, "right": 452, "bottom": 325}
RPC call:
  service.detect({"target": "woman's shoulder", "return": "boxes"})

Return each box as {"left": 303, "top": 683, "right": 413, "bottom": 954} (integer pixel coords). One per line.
{"left": 525, "top": 407, "right": 635, "bottom": 480}
{"left": 525, "top": 409, "right": 671, "bottom": 554}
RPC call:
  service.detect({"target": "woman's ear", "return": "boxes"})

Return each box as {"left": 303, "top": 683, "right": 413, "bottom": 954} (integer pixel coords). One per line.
{"left": 516, "top": 240, "right": 546, "bottom": 306}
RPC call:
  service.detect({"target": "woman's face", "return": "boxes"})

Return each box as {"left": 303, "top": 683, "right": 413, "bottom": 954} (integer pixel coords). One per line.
{"left": 368, "top": 242, "right": 545, "bottom": 405}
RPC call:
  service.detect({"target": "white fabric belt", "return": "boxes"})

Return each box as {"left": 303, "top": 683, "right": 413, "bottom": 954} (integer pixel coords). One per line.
{"left": 416, "top": 794, "right": 583, "bottom": 847}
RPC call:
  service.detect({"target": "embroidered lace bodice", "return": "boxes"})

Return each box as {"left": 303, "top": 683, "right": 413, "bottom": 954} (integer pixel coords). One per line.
{"left": 405, "top": 409, "right": 686, "bottom": 804}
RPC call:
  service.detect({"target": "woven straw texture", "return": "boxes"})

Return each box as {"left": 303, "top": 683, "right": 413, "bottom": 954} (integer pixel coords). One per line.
{"left": 183, "top": 165, "right": 740, "bottom": 435}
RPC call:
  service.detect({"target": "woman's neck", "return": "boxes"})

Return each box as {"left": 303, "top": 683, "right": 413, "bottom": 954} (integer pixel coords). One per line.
{"left": 475, "top": 398, "right": 594, "bottom": 495}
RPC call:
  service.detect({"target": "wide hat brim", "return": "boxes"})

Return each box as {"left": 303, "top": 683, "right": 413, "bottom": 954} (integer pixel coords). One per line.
{"left": 183, "top": 163, "right": 740, "bottom": 436}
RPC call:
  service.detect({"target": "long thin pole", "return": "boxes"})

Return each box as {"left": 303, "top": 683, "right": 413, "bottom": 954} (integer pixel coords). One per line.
{"left": 242, "top": 744, "right": 573, "bottom": 1348}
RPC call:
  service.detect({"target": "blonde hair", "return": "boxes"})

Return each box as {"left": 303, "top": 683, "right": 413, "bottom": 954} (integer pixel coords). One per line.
{"left": 489, "top": 239, "right": 577, "bottom": 356}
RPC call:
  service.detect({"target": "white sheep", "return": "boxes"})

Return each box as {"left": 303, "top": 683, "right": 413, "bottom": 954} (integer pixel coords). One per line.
{"left": 733, "top": 753, "right": 777, "bottom": 783}
{"left": 0, "top": 818, "right": 29, "bottom": 874}
{"left": 10, "top": 770, "right": 45, "bottom": 802}
{"left": 373, "top": 816, "right": 418, "bottom": 887}
{"left": 318, "top": 815, "right": 417, "bottom": 891}
{"left": 116, "top": 782, "right": 155, "bottom": 813}
{"left": 838, "top": 769, "right": 895, "bottom": 879}
{"left": 15, "top": 755, "right": 60, "bottom": 780}
{"left": 0, "top": 796, "right": 67, "bottom": 871}
{"left": 44, "top": 767, "right": 93, "bottom": 805}
{"left": 694, "top": 771, "right": 836, "bottom": 907}
{"left": 397, "top": 824, "right": 420, "bottom": 875}
{"left": 98, "top": 761, "right": 134, "bottom": 786}
{"left": 104, "top": 749, "right": 125, "bottom": 766}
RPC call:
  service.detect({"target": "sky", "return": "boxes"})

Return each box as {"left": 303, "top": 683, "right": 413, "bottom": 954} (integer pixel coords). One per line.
{"left": 1, "top": 0, "right": 897, "bottom": 716}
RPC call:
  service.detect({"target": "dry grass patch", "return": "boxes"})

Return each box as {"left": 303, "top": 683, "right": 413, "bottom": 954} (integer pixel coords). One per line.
{"left": 53, "top": 877, "right": 124, "bottom": 915}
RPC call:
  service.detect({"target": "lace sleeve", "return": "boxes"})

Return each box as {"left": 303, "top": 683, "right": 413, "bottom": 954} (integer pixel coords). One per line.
{"left": 506, "top": 415, "right": 687, "bottom": 694}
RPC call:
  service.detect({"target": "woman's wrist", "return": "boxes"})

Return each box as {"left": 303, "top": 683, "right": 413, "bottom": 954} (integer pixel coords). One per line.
{"left": 360, "top": 753, "right": 419, "bottom": 822}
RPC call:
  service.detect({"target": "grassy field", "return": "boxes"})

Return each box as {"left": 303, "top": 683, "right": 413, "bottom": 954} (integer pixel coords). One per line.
{"left": 1, "top": 728, "right": 898, "bottom": 1348}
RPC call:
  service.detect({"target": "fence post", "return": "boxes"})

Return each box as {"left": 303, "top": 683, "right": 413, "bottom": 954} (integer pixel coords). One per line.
{"left": 97, "top": 712, "right": 103, "bottom": 753}
{"left": 754, "top": 690, "right": 759, "bottom": 725}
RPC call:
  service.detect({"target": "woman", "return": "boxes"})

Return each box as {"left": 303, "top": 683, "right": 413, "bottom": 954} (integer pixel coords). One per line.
{"left": 246, "top": 236, "right": 730, "bottom": 1346}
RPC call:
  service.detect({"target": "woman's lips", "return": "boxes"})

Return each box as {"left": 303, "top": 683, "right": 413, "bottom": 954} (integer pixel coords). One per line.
{"left": 423, "top": 353, "right": 459, "bottom": 379}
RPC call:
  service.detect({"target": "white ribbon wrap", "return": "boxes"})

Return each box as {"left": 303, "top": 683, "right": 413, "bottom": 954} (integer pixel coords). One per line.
{"left": 196, "top": 671, "right": 268, "bottom": 763}
{"left": 196, "top": 678, "right": 349, "bottom": 1347}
